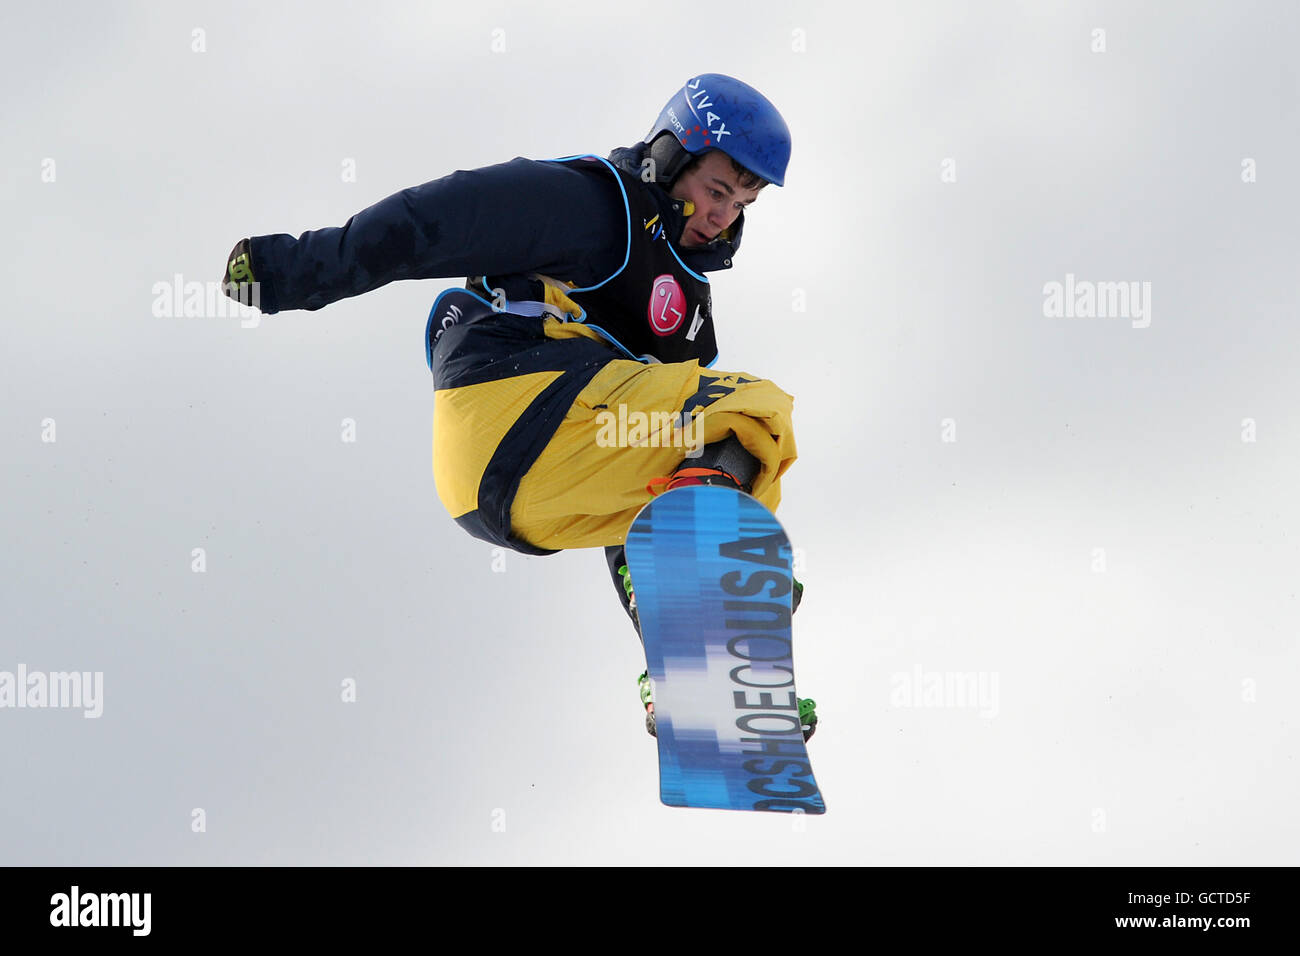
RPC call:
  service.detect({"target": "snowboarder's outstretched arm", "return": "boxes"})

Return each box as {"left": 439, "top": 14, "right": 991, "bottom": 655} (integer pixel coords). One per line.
{"left": 225, "top": 156, "right": 626, "bottom": 314}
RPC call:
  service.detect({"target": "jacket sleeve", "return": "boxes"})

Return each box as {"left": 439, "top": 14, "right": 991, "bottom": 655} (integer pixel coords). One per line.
{"left": 246, "top": 157, "right": 628, "bottom": 314}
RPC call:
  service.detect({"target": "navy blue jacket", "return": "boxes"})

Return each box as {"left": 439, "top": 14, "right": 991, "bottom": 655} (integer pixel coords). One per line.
{"left": 246, "top": 143, "right": 746, "bottom": 323}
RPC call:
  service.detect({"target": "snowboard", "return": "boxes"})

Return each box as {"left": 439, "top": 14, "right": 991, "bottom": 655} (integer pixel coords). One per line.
{"left": 624, "top": 485, "right": 826, "bottom": 814}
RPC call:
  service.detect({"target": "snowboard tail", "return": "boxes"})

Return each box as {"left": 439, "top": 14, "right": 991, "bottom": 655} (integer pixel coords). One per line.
{"left": 625, "top": 485, "right": 825, "bottom": 814}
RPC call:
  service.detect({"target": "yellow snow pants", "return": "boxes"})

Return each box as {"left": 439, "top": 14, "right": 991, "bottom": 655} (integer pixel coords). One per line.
{"left": 431, "top": 313, "right": 796, "bottom": 553}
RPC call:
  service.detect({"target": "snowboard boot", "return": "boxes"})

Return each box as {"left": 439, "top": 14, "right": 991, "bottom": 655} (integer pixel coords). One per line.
{"left": 645, "top": 433, "right": 757, "bottom": 496}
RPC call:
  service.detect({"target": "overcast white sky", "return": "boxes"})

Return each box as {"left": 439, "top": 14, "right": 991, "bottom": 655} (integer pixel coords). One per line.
{"left": 2, "top": 0, "right": 1297, "bottom": 864}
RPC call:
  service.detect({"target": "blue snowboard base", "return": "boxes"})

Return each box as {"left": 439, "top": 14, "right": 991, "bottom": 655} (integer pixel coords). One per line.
{"left": 624, "top": 486, "right": 825, "bottom": 814}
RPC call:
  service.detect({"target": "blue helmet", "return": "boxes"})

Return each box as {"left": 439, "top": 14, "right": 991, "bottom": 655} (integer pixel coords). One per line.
{"left": 645, "top": 73, "right": 791, "bottom": 187}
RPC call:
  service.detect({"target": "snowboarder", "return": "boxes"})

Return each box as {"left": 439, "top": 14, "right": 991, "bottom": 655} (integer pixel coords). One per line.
{"left": 221, "top": 73, "right": 817, "bottom": 741}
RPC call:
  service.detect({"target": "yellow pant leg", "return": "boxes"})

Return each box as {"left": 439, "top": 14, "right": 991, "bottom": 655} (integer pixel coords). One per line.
{"left": 432, "top": 370, "right": 564, "bottom": 521}
{"left": 510, "top": 355, "right": 797, "bottom": 550}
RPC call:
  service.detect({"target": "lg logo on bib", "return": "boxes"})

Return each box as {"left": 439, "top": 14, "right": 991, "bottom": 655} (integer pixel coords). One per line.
{"left": 648, "top": 275, "right": 687, "bottom": 336}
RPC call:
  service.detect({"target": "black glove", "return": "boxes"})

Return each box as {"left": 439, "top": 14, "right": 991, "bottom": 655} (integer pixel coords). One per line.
{"left": 221, "top": 238, "right": 258, "bottom": 306}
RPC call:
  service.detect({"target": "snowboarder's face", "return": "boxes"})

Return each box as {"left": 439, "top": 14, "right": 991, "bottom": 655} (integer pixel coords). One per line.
{"left": 670, "top": 151, "right": 763, "bottom": 248}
